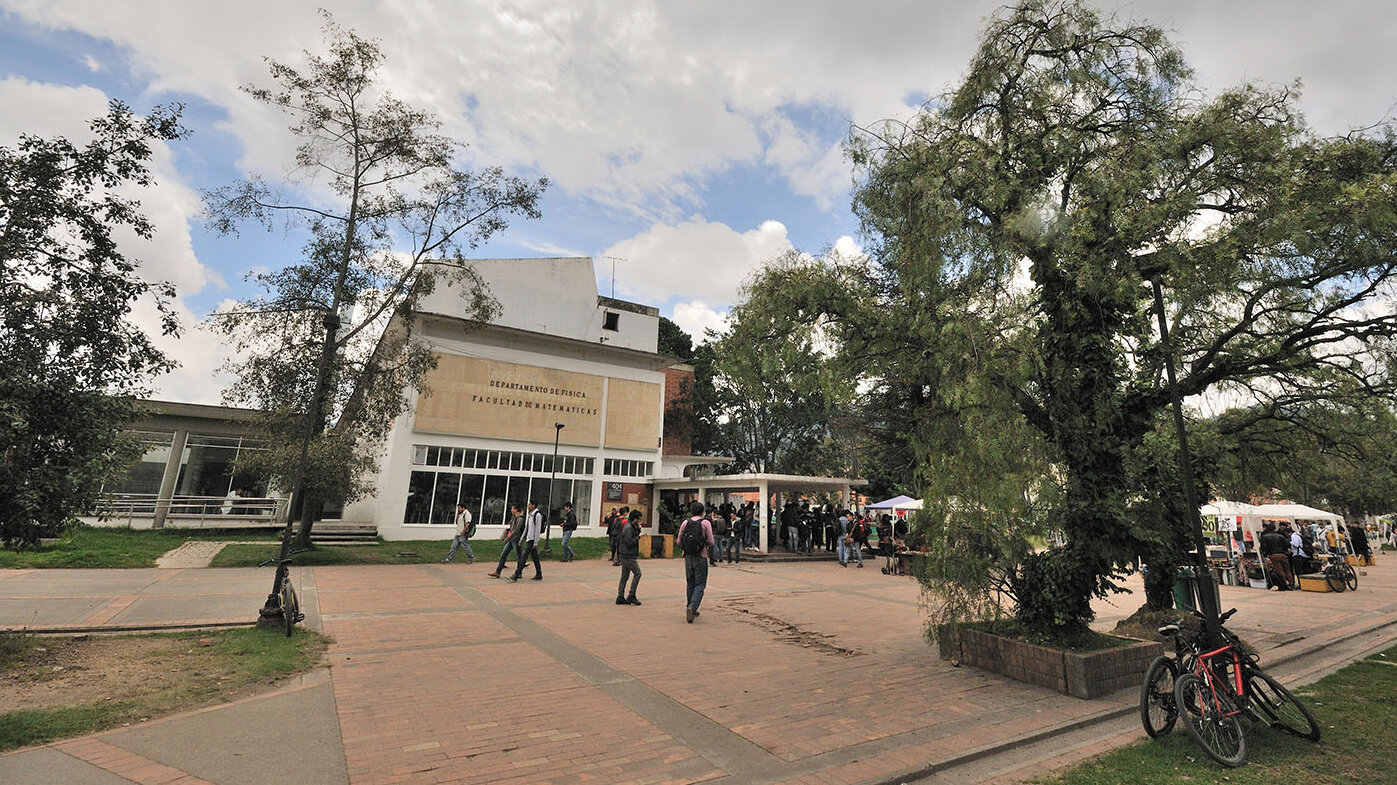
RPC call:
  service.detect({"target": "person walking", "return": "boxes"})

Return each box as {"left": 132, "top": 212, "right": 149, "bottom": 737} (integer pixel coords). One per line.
{"left": 509, "top": 501, "right": 545, "bottom": 581}
{"left": 676, "top": 502, "right": 715, "bottom": 623}
{"left": 615, "top": 509, "right": 643, "bottom": 605}
{"left": 711, "top": 506, "right": 730, "bottom": 565}
{"left": 443, "top": 503, "right": 475, "bottom": 563}
{"left": 559, "top": 501, "right": 579, "bottom": 561}
{"left": 488, "top": 503, "right": 525, "bottom": 578}
{"left": 1259, "top": 522, "right": 1293, "bottom": 590}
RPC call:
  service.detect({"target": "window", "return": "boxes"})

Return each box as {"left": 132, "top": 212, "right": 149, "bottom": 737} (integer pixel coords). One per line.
{"left": 602, "top": 311, "right": 619, "bottom": 331}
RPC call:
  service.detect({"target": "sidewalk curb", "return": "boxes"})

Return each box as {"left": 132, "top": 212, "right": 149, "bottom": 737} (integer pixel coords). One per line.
{"left": 5, "top": 620, "right": 256, "bottom": 635}
{"left": 871, "top": 609, "right": 1397, "bottom": 785}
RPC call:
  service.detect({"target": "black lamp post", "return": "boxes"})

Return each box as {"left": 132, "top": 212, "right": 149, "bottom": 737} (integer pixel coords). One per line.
{"left": 1148, "top": 272, "right": 1222, "bottom": 642}
{"left": 542, "top": 422, "right": 564, "bottom": 555}
{"left": 260, "top": 310, "right": 340, "bottom": 621}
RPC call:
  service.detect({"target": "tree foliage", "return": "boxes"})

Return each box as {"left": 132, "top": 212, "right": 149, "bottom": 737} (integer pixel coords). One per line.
{"left": 204, "top": 17, "right": 546, "bottom": 545}
{"left": 700, "top": 250, "right": 865, "bottom": 475}
{"left": 0, "top": 102, "right": 185, "bottom": 548}
{"left": 1205, "top": 401, "right": 1397, "bottom": 517}
{"left": 838, "top": 0, "right": 1397, "bottom": 637}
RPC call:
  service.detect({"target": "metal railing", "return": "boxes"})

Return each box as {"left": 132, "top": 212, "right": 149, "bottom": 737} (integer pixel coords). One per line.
{"left": 96, "top": 494, "right": 289, "bottom": 527}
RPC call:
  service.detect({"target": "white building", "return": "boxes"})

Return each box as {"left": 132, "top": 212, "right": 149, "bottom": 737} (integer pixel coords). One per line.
{"left": 342, "top": 257, "right": 684, "bottom": 539}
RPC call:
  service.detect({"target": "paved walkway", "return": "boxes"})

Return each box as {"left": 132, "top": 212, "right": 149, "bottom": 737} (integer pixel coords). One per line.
{"left": 2, "top": 553, "right": 1396, "bottom": 785}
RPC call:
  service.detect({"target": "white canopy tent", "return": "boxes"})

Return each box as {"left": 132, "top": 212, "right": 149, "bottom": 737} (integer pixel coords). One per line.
{"left": 1252, "top": 503, "right": 1344, "bottom": 524}
{"left": 864, "top": 494, "right": 922, "bottom": 518}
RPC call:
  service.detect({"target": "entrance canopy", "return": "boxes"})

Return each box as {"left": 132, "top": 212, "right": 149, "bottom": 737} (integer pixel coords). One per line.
{"left": 653, "top": 472, "right": 867, "bottom": 554}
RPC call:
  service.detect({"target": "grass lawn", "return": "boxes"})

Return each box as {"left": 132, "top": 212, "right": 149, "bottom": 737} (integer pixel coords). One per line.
{"left": 1036, "top": 644, "right": 1397, "bottom": 784}
{"left": 0, "top": 626, "right": 327, "bottom": 752}
{"left": 0, "top": 526, "right": 279, "bottom": 569}
{"left": 210, "top": 535, "right": 616, "bottom": 567}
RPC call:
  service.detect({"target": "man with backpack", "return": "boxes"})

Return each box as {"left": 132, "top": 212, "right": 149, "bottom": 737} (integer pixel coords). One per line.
{"left": 507, "top": 501, "right": 545, "bottom": 582}
{"left": 615, "top": 509, "right": 643, "bottom": 606}
{"left": 443, "top": 503, "right": 475, "bottom": 563}
{"left": 488, "top": 503, "right": 526, "bottom": 578}
{"left": 676, "top": 502, "right": 715, "bottom": 623}
{"left": 559, "top": 501, "right": 579, "bottom": 562}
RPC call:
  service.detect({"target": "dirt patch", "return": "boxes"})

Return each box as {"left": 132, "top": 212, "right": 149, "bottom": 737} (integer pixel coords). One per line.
{"left": 0, "top": 630, "right": 313, "bottom": 715}
{"left": 722, "top": 597, "right": 863, "bottom": 657}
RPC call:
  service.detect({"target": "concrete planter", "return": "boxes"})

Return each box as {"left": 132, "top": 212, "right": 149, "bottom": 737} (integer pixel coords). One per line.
{"left": 941, "top": 625, "right": 1163, "bottom": 699}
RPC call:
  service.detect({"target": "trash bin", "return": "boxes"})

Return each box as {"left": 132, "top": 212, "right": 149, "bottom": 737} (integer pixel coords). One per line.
{"left": 1173, "top": 567, "right": 1198, "bottom": 611}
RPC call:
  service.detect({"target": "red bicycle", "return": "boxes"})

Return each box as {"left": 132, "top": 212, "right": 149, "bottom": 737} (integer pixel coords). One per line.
{"left": 1143, "top": 608, "right": 1320, "bottom": 767}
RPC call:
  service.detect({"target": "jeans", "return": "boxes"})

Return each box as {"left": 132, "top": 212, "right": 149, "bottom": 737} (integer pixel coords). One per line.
{"left": 512, "top": 539, "right": 542, "bottom": 578}
{"left": 618, "top": 556, "right": 641, "bottom": 598}
{"left": 726, "top": 534, "right": 741, "bottom": 563}
{"left": 445, "top": 535, "right": 474, "bottom": 562}
{"left": 561, "top": 529, "right": 575, "bottom": 560}
{"left": 714, "top": 533, "right": 729, "bottom": 563}
{"left": 494, "top": 539, "right": 519, "bottom": 572}
{"left": 684, "top": 554, "right": 709, "bottom": 610}
{"left": 787, "top": 525, "right": 800, "bottom": 552}
{"left": 839, "top": 537, "right": 863, "bottom": 566}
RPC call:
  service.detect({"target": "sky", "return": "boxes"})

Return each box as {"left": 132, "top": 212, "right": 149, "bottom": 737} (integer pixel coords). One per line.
{"left": 3, "top": 0, "right": 1397, "bottom": 405}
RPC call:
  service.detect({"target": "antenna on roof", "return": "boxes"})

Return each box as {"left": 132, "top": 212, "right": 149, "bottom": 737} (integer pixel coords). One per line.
{"left": 602, "top": 256, "right": 625, "bottom": 299}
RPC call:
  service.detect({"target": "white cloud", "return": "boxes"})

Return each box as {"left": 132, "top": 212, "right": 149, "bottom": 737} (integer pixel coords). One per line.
{"left": 601, "top": 218, "right": 793, "bottom": 307}
{"left": 670, "top": 300, "right": 728, "bottom": 343}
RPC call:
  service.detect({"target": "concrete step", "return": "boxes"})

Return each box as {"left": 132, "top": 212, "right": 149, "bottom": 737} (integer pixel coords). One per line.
{"left": 310, "top": 522, "right": 378, "bottom": 544}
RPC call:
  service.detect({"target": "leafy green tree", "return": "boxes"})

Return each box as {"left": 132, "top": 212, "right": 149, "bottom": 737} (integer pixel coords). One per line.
{"left": 1206, "top": 402, "right": 1397, "bottom": 517}
{"left": 204, "top": 18, "right": 546, "bottom": 547}
{"left": 702, "top": 250, "right": 862, "bottom": 475}
{"left": 846, "top": 0, "right": 1397, "bottom": 636}
{"left": 0, "top": 102, "right": 185, "bottom": 548}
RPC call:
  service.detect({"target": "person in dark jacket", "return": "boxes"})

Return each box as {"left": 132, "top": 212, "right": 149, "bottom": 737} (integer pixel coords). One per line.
{"left": 615, "top": 509, "right": 643, "bottom": 605}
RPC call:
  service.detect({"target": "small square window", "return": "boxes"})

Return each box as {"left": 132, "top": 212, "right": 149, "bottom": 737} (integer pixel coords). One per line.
{"left": 602, "top": 311, "right": 620, "bottom": 331}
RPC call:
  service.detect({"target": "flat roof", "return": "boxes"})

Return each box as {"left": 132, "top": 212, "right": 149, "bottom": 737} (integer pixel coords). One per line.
{"left": 653, "top": 473, "right": 867, "bottom": 491}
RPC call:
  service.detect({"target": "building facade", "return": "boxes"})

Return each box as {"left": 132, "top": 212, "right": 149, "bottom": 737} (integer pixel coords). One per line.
{"left": 342, "top": 257, "right": 679, "bottom": 540}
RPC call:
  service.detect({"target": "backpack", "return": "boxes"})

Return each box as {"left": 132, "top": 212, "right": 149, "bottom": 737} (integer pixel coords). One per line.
{"left": 680, "top": 517, "right": 709, "bottom": 556}
{"left": 713, "top": 515, "right": 730, "bottom": 536}
{"left": 465, "top": 518, "right": 478, "bottom": 539}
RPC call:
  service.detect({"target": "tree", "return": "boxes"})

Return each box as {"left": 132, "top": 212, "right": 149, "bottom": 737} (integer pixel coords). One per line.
{"left": 845, "top": 0, "right": 1397, "bottom": 636}
{"left": 0, "top": 102, "right": 185, "bottom": 548}
{"left": 204, "top": 17, "right": 546, "bottom": 547}
{"left": 700, "top": 250, "right": 862, "bottom": 475}
{"left": 1206, "top": 401, "right": 1397, "bottom": 517}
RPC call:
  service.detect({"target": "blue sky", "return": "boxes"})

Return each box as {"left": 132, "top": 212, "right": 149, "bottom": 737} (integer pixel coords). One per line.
{"left": 3, "top": 1, "right": 1396, "bottom": 403}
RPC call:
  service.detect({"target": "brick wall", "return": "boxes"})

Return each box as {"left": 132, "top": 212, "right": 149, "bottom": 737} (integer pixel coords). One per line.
{"left": 662, "top": 366, "right": 694, "bottom": 456}
{"left": 946, "top": 626, "right": 1162, "bottom": 699}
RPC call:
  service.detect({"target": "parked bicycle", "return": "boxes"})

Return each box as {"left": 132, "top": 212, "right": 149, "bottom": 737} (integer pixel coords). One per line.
{"left": 1140, "top": 607, "right": 1319, "bottom": 767}
{"left": 1317, "top": 550, "right": 1358, "bottom": 593}
{"left": 258, "top": 553, "right": 305, "bottom": 637}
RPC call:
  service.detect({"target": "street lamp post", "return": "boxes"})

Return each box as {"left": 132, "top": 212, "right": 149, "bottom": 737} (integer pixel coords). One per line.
{"left": 542, "top": 422, "right": 564, "bottom": 555}
{"left": 1149, "top": 275, "right": 1223, "bottom": 642}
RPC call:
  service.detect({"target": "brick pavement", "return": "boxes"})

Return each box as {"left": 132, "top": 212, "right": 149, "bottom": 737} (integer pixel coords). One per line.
{"left": 2, "top": 552, "right": 1395, "bottom": 784}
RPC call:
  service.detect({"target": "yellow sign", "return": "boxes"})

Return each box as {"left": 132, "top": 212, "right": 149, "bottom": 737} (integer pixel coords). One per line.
{"left": 416, "top": 355, "right": 604, "bottom": 445}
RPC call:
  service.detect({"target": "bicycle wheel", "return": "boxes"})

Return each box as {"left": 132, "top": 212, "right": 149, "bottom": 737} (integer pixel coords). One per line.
{"left": 1175, "top": 673, "right": 1248, "bottom": 767}
{"left": 1325, "top": 564, "right": 1346, "bottom": 592}
{"left": 1140, "top": 656, "right": 1180, "bottom": 738}
{"left": 1342, "top": 563, "right": 1358, "bottom": 592}
{"left": 1246, "top": 668, "right": 1321, "bottom": 741}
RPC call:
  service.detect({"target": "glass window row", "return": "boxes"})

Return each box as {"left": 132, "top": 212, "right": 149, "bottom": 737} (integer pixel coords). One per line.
{"left": 404, "top": 470, "right": 594, "bottom": 529}
{"left": 603, "top": 458, "right": 653, "bottom": 478}
{"left": 413, "top": 445, "right": 595, "bottom": 475}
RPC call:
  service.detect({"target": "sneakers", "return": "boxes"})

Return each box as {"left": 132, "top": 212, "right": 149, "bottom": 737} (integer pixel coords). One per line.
{"left": 442, "top": 558, "right": 451, "bottom": 563}
{"left": 686, "top": 607, "right": 695, "bottom": 623}
{"left": 506, "top": 575, "right": 519, "bottom": 582}
{"left": 627, "top": 596, "right": 642, "bottom": 606}
{"left": 857, "top": 563, "right": 864, "bottom": 568}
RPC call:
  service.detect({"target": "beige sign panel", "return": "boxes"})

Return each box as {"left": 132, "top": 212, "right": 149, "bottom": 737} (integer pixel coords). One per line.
{"left": 605, "top": 377, "right": 661, "bottom": 450}
{"left": 415, "top": 355, "right": 603, "bottom": 445}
